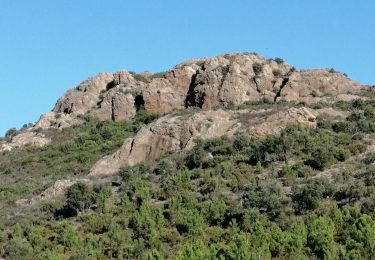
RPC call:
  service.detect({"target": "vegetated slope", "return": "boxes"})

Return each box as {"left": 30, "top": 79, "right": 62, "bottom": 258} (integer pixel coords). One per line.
{"left": 0, "top": 53, "right": 374, "bottom": 259}
{"left": 0, "top": 111, "right": 159, "bottom": 216}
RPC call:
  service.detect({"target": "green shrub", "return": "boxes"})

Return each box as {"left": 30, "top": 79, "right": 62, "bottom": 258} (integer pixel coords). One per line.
{"left": 292, "top": 179, "right": 334, "bottom": 212}
{"left": 272, "top": 69, "right": 283, "bottom": 78}
{"left": 133, "top": 109, "right": 160, "bottom": 131}
{"left": 252, "top": 62, "right": 263, "bottom": 75}
{"left": 329, "top": 68, "right": 336, "bottom": 73}
{"left": 65, "top": 182, "right": 94, "bottom": 212}
{"left": 204, "top": 199, "right": 228, "bottom": 225}
{"left": 129, "top": 71, "right": 150, "bottom": 83}
{"left": 274, "top": 57, "right": 284, "bottom": 64}
{"left": 4, "top": 127, "right": 17, "bottom": 140}
{"left": 278, "top": 164, "right": 298, "bottom": 178}
{"left": 150, "top": 71, "right": 167, "bottom": 79}
{"left": 304, "top": 147, "right": 336, "bottom": 170}
{"left": 332, "top": 121, "right": 355, "bottom": 133}
{"left": 242, "top": 181, "right": 291, "bottom": 220}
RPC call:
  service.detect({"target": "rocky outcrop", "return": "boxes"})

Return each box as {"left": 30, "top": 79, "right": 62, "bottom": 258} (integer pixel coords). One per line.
{"left": 91, "top": 88, "right": 137, "bottom": 121}
{"left": 89, "top": 109, "right": 240, "bottom": 177}
{"left": 34, "top": 72, "right": 115, "bottom": 129}
{"left": 0, "top": 130, "right": 51, "bottom": 152}
{"left": 142, "top": 64, "right": 200, "bottom": 113}
{"left": 15, "top": 179, "right": 87, "bottom": 206}
{"left": 89, "top": 106, "right": 344, "bottom": 177}
{"left": 5, "top": 52, "right": 364, "bottom": 153}
{"left": 185, "top": 54, "right": 291, "bottom": 108}
{"left": 277, "top": 69, "right": 362, "bottom": 103}
{"left": 90, "top": 71, "right": 145, "bottom": 121}
{"left": 35, "top": 112, "right": 81, "bottom": 129}
{"left": 33, "top": 53, "right": 363, "bottom": 131}
{"left": 53, "top": 72, "right": 114, "bottom": 115}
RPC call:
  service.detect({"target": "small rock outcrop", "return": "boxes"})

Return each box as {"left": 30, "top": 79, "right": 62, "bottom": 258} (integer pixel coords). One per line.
{"left": 35, "top": 112, "right": 81, "bottom": 129}
{"left": 278, "top": 69, "right": 361, "bottom": 103}
{"left": 15, "top": 179, "right": 86, "bottom": 206}
{"left": 53, "top": 72, "right": 114, "bottom": 116}
{"left": 0, "top": 130, "right": 51, "bottom": 152}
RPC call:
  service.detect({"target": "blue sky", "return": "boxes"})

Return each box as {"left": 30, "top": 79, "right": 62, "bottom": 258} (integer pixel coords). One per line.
{"left": 0, "top": 0, "right": 374, "bottom": 136}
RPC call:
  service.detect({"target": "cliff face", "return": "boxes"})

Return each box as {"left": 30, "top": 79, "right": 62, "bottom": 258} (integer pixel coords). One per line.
{"left": 35, "top": 53, "right": 362, "bottom": 130}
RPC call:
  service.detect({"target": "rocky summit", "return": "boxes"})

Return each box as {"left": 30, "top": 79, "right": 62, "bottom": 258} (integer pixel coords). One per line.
{"left": 37, "top": 53, "right": 362, "bottom": 129}
{"left": 1, "top": 53, "right": 375, "bottom": 259}
{"left": 2, "top": 53, "right": 363, "bottom": 152}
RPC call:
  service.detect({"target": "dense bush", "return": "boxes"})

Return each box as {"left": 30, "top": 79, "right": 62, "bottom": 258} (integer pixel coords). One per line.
{"left": 274, "top": 57, "right": 284, "bottom": 64}
{"left": 292, "top": 178, "right": 334, "bottom": 213}
{"left": 272, "top": 69, "right": 283, "bottom": 78}
{"left": 65, "top": 182, "right": 94, "bottom": 212}
{"left": 252, "top": 62, "right": 263, "bottom": 75}
{"left": 4, "top": 127, "right": 17, "bottom": 141}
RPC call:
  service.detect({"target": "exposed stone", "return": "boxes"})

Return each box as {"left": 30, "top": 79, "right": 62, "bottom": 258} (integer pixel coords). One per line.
{"left": 91, "top": 87, "right": 137, "bottom": 121}
{"left": 53, "top": 72, "right": 114, "bottom": 116}
{"left": 185, "top": 54, "right": 291, "bottom": 108}
{"left": 35, "top": 112, "right": 81, "bottom": 129}
{"left": 113, "top": 70, "right": 136, "bottom": 86}
{"left": 34, "top": 53, "right": 364, "bottom": 131}
{"left": 89, "top": 106, "right": 342, "bottom": 177}
{"left": 244, "top": 107, "right": 316, "bottom": 137}
{"left": 315, "top": 107, "right": 349, "bottom": 118}
{"left": 0, "top": 130, "right": 51, "bottom": 152}
{"left": 143, "top": 64, "right": 199, "bottom": 113}
{"left": 277, "top": 70, "right": 362, "bottom": 103}
{"left": 89, "top": 109, "right": 240, "bottom": 177}
{"left": 15, "top": 179, "right": 80, "bottom": 206}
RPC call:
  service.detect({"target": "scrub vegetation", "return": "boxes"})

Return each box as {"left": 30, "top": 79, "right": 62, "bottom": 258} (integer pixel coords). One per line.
{"left": 1, "top": 99, "right": 375, "bottom": 259}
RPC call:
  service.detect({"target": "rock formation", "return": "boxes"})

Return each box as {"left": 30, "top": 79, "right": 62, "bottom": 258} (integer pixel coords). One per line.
{"left": 53, "top": 72, "right": 114, "bottom": 116}
{"left": 1, "top": 52, "right": 365, "bottom": 153}
{"left": 89, "top": 106, "right": 346, "bottom": 177}
{"left": 32, "top": 53, "right": 363, "bottom": 130}
{"left": 5, "top": 52, "right": 367, "bottom": 205}
{"left": 0, "top": 130, "right": 51, "bottom": 152}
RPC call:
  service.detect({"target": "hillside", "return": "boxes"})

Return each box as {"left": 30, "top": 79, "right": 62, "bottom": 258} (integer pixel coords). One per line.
{"left": 0, "top": 53, "right": 375, "bottom": 259}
